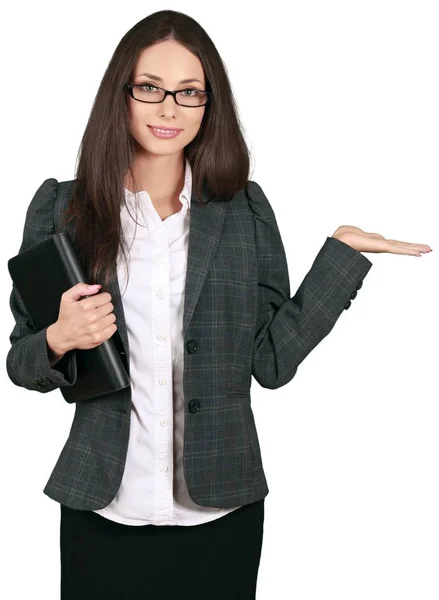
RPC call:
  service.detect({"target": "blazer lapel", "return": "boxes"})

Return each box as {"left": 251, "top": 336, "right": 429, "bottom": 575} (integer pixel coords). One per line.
{"left": 183, "top": 188, "right": 228, "bottom": 337}
{"left": 58, "top": 181, "right": 229, "bottom": 375}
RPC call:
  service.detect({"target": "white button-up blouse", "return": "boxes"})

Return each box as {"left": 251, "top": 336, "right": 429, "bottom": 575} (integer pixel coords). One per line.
{"left": 93, "top": 159, "right": 242, "bottom": 525}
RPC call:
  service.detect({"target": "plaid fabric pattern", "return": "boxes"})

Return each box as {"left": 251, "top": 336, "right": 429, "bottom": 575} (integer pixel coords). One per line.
{"left": 6, "top": 178, "right": 372, "bottom": 510}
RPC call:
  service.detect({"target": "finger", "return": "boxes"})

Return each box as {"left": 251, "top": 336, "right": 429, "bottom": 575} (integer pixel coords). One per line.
{"left": 386, "top": 239, "right": 431, "bottom": 249}
{"left": 378, "top": 240, "right": 422, "bottom": 255}
{"left": 390, "top": 243, "right": 432, "bottom": 254}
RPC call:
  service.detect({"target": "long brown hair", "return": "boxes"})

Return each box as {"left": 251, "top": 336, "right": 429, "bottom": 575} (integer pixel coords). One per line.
{"left": 61, "top": 9, "right": 252, "bottom": 290}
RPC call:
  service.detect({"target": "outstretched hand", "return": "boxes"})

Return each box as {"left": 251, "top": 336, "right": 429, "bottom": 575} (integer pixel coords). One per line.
{"left": 332, "top": 225, "right": 432, "bottom": 256}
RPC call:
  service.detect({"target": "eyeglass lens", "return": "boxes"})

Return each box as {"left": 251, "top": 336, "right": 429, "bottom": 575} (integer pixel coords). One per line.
{"left": 133, "top": 85, "right": 207, "bottom": 106}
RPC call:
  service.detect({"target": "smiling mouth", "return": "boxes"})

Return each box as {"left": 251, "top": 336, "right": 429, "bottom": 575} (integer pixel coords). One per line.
{"left": 148, "top": 125, "right": 183, "bottom": 132}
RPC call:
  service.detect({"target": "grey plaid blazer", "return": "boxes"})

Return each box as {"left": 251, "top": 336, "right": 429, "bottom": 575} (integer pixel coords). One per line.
{"left": 6, "top": 178, "right": 373, "bottom": 510}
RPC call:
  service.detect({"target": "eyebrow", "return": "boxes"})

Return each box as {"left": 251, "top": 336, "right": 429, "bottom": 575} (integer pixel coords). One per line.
{"left": 135, "top": 72, "right": 203, "bottom": 85}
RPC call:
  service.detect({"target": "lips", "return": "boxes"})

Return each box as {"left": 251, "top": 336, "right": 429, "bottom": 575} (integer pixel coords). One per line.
{"left": 148, "top": 125, "right": 183, "bottom": 132}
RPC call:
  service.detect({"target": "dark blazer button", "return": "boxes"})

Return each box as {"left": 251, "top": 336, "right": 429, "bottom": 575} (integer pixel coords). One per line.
{"left": 187, "top": 340, "right": 197, "bottom": 354}
{"left": 344, "top": 300, "right": 352, "bottom": 310}
{"left": 350, "top": 290, "right": 358, "bottom": 300}
{"left": 189, "top": 399, "right": 201, "bottom": 413}
{"left": 356, "top": 280, "right": 363, "bottom": 290}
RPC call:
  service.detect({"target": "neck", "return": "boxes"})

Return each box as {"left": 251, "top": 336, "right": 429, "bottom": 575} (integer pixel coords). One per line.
{"left": 124, "top": 149, "right": 185, "bottom": 201}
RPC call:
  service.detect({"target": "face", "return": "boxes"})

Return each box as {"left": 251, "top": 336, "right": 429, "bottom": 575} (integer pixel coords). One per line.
{"left": 127, "top": 40, "right": 207, "bottom": 158}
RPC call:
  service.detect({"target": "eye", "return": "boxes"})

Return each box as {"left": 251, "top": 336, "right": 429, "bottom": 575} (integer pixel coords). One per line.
{"left": 139, "top": 83, "right": 159, "bottom": 92}
{"left": 180, "top": 88, "right": 201, "bottom": 96}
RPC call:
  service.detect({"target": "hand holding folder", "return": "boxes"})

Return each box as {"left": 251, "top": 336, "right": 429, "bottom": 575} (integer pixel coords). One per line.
{"left": 46, "top": 282, "right": 116, "bottom": 359}
{"left": 7, "top": 231, "right": 130, "bottom": 403}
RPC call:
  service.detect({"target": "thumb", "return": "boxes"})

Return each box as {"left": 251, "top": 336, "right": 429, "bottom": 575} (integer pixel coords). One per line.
{"left": 64, "top": 282, "right": 102, "bottom": 302}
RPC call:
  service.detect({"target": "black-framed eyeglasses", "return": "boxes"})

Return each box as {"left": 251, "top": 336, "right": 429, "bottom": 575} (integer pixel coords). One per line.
{"left": 125, "top": 83, "right": 211, "bottom": 107}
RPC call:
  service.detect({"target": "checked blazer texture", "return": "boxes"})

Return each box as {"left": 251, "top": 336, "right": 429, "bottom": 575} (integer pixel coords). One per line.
{"left": 6, "top": 177, "right": 373, "bottom": 510}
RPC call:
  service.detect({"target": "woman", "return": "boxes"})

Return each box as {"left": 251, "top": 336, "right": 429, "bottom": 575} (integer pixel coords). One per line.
{"left": 6, "top": 9, "right": 431, "bottom": 600}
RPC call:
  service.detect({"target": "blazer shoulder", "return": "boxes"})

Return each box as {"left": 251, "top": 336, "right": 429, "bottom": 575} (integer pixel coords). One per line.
{"left": 57, "top": 178, "right": 76, "bottom": 191}
{"left": 244, "top": 179, "right": 278, "bottom": 224}
{"left": 24, "top": 178, "right": 60, "bottom": 231}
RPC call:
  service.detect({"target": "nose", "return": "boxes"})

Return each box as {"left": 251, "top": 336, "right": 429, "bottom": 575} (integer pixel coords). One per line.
{"left": 158, "top": 92, "right": 178, "bottom": 117}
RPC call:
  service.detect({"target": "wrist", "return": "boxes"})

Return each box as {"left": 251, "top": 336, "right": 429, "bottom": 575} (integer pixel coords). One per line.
{"left": 46, "top": 323, "right": 69, "bottom": 358}
{"left": 331, "top": 233, "right": 350, "bottom": 245}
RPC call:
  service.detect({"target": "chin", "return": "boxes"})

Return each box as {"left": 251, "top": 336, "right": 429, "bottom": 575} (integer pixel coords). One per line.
{"left": 145, "top": 146, "right": 185, "bottom": 158}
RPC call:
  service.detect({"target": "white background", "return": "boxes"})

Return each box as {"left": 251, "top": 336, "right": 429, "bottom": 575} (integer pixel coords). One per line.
{"left": 1, "top": 1, "right": 437, "bottom": 598}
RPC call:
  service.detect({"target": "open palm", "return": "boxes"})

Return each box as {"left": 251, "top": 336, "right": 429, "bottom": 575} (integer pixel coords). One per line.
{"left": 333, "top": 225, "right": 432, "bottom": 256}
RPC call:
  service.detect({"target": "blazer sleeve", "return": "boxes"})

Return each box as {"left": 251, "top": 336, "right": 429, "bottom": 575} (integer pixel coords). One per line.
{"left": 6, "top": 178, "right": 78, "bottom": 393}
{"left": 246, "top": 180, "right": 373, "bottom": 390}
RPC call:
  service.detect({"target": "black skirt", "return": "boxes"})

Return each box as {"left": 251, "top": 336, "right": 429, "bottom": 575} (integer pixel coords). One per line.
{"left": 60, "top": 499, "right": 265, "bottom": 600}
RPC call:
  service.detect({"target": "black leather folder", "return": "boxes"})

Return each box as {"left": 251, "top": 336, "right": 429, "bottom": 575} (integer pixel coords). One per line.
{"left": 8, "top": 230, "right": 130, "bottom": 402}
